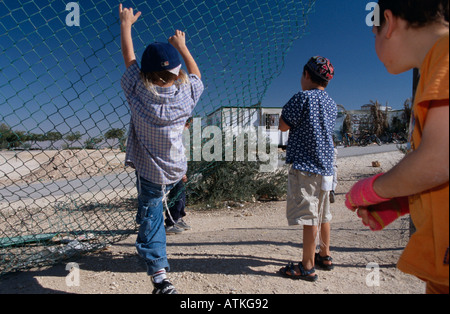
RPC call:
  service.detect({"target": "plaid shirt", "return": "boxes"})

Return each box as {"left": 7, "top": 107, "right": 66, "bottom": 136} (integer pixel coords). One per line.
{"left": 281, "top": 89, "right": 337, "bottom": 176}
{"left": 121, "top": 63, "right": 204, "bottom": 184}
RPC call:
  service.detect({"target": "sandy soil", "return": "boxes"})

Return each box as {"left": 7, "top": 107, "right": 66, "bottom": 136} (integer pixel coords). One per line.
{"left": 0, "top": 148, "right": 426, "bottom": 294}
{"left": 0, "top": 149, "right": 127, "bottom": 186}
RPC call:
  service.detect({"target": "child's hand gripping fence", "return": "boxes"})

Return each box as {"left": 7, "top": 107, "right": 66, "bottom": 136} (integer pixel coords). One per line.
{"left": 0, "top": 0, "right": 315, "bottom": 276}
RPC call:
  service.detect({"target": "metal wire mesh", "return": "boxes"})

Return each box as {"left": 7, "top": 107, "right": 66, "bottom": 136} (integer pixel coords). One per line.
{"left": 0, "top": 0, "right": 315, "bottom": 276}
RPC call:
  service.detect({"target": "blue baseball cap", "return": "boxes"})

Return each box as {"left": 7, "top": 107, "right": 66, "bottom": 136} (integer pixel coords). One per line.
{"left": 141, "top": 42, "right": 182, "bottom": 73}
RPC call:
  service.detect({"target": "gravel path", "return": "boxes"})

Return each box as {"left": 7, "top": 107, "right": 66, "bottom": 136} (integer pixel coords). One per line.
{"left": 0, "top": 149, "right": 425, "bottom": 294}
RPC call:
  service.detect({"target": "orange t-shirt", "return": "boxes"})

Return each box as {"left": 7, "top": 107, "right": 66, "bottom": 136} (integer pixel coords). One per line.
{"left": 397, "top": 33, "right": 449, "bottom": 287}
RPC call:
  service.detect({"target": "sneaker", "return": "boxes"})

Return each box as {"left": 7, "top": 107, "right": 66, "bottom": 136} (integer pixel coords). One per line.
{"left": 152, "top": 279, "right": 178, "bottom": 294}
{"left": 175, "top": 218, "right": 191, "bottom": 230}
{"left": 165, "top": 225, "right": 184, "bottom": 234}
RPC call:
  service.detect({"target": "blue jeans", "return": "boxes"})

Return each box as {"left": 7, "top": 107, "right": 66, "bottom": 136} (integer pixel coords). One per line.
{"left": 135, "top": 173, "right": 177, "bottom": 276}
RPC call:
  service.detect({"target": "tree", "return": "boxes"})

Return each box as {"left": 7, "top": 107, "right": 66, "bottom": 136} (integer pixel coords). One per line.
{"left": 105, "top": 128, "right": 126, "bottom": 150}
{"left": 84, "top": 136, "right": 103, "bottom": 149}
{"left": 0, "top": 123, "right": 11, "bottom": 149}
{"left": 186, "top": 130, "right": 287, "bottom": 207}
{"left": 365, "top": 100, "right": 389, "bottom": 137}
{"left": 0, "top": 123, "right": 28, "bottom": 149}
{"left": 45, "top": 131, "right": 62, "bottom": 149}
{"left": 27, "top": 133, "right": 45, "bottom": 148}
{"left": 342, "top": 114, "right": 353, "bottom": 136}
{"left": 402, "top": 98, "right": 412, "bottom": 127}
{"left": 64, "top": 131, "right": 82, "bottom": 149}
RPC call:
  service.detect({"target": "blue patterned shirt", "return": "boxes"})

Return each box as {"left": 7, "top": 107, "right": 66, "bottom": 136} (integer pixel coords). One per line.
{"left": 121, "top": 63, "right": 204, "bottom": 184}
{"left": 281, "top": 89, "right": 337, "bottom": 176}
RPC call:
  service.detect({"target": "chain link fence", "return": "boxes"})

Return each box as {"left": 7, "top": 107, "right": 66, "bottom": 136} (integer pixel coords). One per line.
{"left": 0, "top": 0, "right": 315, "bottom": 276}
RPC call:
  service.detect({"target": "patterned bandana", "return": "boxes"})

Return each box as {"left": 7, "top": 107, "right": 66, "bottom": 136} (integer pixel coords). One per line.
{"left": 306, "top": 56, "right": 335, "bottom": 82}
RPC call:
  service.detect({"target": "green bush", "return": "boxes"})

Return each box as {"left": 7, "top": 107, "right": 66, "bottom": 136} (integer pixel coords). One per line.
{"left": 185, "top": 131, "right": 287, "bottom": 208}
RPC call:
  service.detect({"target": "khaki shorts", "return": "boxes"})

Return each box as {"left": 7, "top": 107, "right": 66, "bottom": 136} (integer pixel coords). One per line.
{"left": 286, "top": 168, "right": 332, "bottom": 226}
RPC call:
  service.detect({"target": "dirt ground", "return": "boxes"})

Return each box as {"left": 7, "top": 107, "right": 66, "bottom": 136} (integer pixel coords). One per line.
{"left": 0, "top": 149, "right": 127, "bottom": 187}
{"left": 0, "top": 148, "right": 426, "bottom": 294}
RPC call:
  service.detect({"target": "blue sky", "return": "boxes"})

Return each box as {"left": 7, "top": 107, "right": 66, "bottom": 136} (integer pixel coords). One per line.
{"left": 0, "top": 0, "right": 413, "bottom": 138}
{"left": 262, "top": 0, "right": 413, "bottom": 110}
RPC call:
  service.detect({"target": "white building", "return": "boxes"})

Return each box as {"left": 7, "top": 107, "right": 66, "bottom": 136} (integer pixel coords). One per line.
{"left": 361, "top": 104, "right": 392, "bottom": 112}
{"left": 205, "top": 106, "right": 289, "bottom": 147}
{"left": 204, "top": 103, "right": 405, "bottom": 145}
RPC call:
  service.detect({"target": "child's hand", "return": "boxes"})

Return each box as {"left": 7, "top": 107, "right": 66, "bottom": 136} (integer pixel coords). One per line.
{"left": 169, "top": 30, "right": 187, "bottom": 51}
{"left": 169, "top": 30, "right": 201, "bottom": 78}
{"left": 358, "top": 197, "right": 410, "bottom": 231}
{"left": 345, "top": 173, "right": 391, "bottom": 211}
{"left": 119, "top": 3, "right": 141, "bottom": 26}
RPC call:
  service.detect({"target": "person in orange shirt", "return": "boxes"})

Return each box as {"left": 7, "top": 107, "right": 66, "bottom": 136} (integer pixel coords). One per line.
{"left": 346, "top": 0, "right": 449, "bottom": 294}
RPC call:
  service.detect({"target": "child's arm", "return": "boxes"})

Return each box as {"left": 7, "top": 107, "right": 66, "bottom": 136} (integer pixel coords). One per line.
{"left": 278, "top": 117, "right": 290, "bottom": 132}
{"left": 119, "top": 4, "right": 141, "bottom": 69}
{"left": 346, "top": 101, "right": 449, "bottom": 211}
{"left": 169, "top": 30, "right": 201, "bottom": 79}
{"left": 373, "top": 101, "right": 449, "bottom": 198}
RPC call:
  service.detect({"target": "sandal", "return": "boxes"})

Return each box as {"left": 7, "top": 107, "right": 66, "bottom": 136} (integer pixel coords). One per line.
{"left": 315, "top": 253, "right": 334, "bottom": 271}
{"left": 279, "top": 262, "right": 318, "bottom": 282}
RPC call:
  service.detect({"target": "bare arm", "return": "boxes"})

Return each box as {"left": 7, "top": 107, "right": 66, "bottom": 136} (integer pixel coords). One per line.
{"left": 278, "top": 117, "right": 291, "bottom": 132}
{"left": 374, "top": 100, "right": 449, "bottom": 198}
{"left": 119, "top": 4, "right": 141, "bottom": 69}
{"left": 169, "top": 30, "right": 201, "bottom": 79}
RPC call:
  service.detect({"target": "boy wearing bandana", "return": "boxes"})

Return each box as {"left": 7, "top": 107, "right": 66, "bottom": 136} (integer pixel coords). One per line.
{"left": 279, "top": 56, "right": 337, "bottom": 282}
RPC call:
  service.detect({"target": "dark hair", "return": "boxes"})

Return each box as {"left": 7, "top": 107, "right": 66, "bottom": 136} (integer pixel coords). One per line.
{"left": 377, "top": 0, "right": 449, "bottom": 29}
{"left": 185, "top": 116, "right": 193, "bottom": 128}
{"left": 303, "top": 66, "right": 329, "bottom": 88}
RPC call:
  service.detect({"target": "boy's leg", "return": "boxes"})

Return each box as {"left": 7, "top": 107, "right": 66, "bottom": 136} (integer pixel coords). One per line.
{"left": 135, "top": 175, "right": 172, "bottom": 275}
{"left": 319, "top": 222, "right": 331, "bottom": 257}
{"left": 301, "top": 179, "right": 333, "bottom": 271}
{"left": 302, "top": 225, "right": 317, "bottom": 271}
{"left": 286, "top": 169, "right": 320, "bottom": 276}
{"left": 284, "top": 169, "right": 334, "bottom": 278}
{"left": 317, "top": 188, "right": 333, "bottom": 266}
{"left": 303, "top": 222, "right": 332, "bottom": 270}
